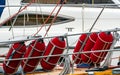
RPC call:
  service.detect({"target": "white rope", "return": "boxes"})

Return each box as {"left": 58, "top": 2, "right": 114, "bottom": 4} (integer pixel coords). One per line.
{"left": 50, "top": 39, "right": 66, "bottom": 50}
{"left": 7, "top": 0, "right": 15, "bottom": 38}
{"left": 42, "top": 58, "right": 57, "bottom": 66}
{"left": 98, "top": 33, "right": 113, "bottom": 44}
{"left": 2, "top": 48, "right": 120, "bottom": 62}
{"left": 30, "top": 45, "right": 44, "bottom": 53}
{"left": 89, "top": 35, "right": 96, "bottom": 43}
{"left": 72, "top": 34, "right": 88, "bottom": 64}
{"left": 59, "top": 56, "right": 71, "bottom": 75}
{"left": 22, "top": 40, "right": 39, "bottom": 70}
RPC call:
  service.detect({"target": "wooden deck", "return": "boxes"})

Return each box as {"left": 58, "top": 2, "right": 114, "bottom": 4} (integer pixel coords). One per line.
{"left": 26, "top": 68, "right": 87, "bottom": 75}
{"left": 26, "top": 68, "right": 120, "bottom": 75}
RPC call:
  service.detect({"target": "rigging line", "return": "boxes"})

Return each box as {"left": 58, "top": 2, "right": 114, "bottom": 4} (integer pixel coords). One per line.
{"left": 72, "top": 3, "right": 106, "bottom": 64}
{"left": 35, "top": 5, "right": 38, "bottom": 25}
{"left": 7, "top": 0, "right": 12, "bottom": 26}
{"left": 2, "top": 49, "right": 120, "bottom": 61}
{"left": 82, "top": 3, "right": 85, "bottom": 32}
{"left": 0, "top": 0, "right": 35, "bottom": 27}
{"left": 73, "top": 6, "right": 106, "bottom": 64}
{"left": 9, "top": 6, "right": 22, "bottom": 31}
{"left": 7, "top": 0, "right": 14, "bottom": 39}
{"left": 76, "top": 6, "right": 105, "bottom": 60}
{"left": 43, "top": 0, "right": 65, "bottom": 38}
{"left": 38, "top": 2, "right": 50, "bottom": 41}
{"left": 84, "top": 0, "right": 110, "bottom": 65}
{"left": 92, "top": 0, "right": 94, "bottom": 4}
{"left": 89, "top": 0, "right": 111, "bottom": 32}
{"left": 9, "top": 6, "right": 23, "bottom": 39}
{"left": 38, "top": 1, "right": 47, "bottom": 36}
{"left": 33, "top": 0, "right": 61, "bottom": 36}
{"left": 72, "top": 5, "right": 105, "bottom": 63}
{"left": 23, "top": 12, "right": 26, "bottom": 36}
{"left": 89, "top": 5, "right": 105, "bottom": 32}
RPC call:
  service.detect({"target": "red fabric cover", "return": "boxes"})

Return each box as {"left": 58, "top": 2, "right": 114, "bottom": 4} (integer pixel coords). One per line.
{"left": 81, "top": 32, "right": 98, "bottom": 64}
{"left": 40, "top": 37, "right": 66, "bottom": 70}
{"left": 21, "top": 39, "right": 45, "bottom": 72}
{"left": 3, "top": 42, "right": 26, "bottom": 74}
{"left": 90, "top": 32, "right": 113, "bottom": 64}
{"left": 72, "top": 34, "right": 87, "bottom": 64}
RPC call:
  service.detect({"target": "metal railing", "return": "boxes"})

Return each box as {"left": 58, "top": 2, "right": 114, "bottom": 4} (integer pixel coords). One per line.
{"left": 0, "top": 28, "right": 120, "bottom": 74}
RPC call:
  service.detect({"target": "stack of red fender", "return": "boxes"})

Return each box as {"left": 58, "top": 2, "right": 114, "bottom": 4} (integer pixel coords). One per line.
{"left": 73, "top": 32, "right": 113, "bottom": 65}
{"left": 3, "top": 36, "right": 66, "bottom": 74}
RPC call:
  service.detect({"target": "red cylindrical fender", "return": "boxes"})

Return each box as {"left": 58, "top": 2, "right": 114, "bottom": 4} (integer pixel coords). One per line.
{"left": 3, "top": 42, "right": 26, "bottom": 74}
{"left": 81, "top": 32, "right": 98, "bottom": 64}
{"left": 21, "top": 39, "right": 45, "bottom": 72}
{"left": 72, "top": 34, "right": 87, "bottom": 64}
{"left": 90, "top": 32, "right": 113, "bottom": 64}
{"left": 40, "top": 37, "right": 66, "bottom": 70}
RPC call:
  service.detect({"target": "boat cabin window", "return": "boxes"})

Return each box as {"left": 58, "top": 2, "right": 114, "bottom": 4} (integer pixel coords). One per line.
{"left": 3, "top": 13, "right": 74, "bottom": 27}
{"left": 21, "top": 0, "right": 114, "bottom": 4}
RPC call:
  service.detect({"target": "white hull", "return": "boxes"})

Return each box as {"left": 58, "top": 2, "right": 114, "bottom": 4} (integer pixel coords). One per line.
{"left": 0, "top": 0, "right": 120, "bottom": 68}
{"left": 1, "top": 5, "right": 120, "bottom": 45}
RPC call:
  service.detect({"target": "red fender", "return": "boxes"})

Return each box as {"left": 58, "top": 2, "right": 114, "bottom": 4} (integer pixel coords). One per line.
{"left": 40, "top": 37, "right": 66, "bottom": 70}
{"left": 81, "top": 32, "right": 98, "bottom": 64}
{"left": 90, "top": 32, "right": 113, "bottom": 64}
{"left": 21, "top": 39, "right": 45, "bottom": 72}
{"left": 72, "top": 34, "right": 87, "bottom": 64}
{"left": 3, "top": 42, "right": 26, "bottom": 74}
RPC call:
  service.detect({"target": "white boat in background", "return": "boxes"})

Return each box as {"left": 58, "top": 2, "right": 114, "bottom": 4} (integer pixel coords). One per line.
{"left": 0, "top": 0, "right": 120, "bottom": 45}
{"left": 0, "top": 0, "right": 120, "bottom": 75}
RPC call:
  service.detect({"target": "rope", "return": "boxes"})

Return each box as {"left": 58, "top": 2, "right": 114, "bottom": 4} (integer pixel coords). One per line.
{"left": 94, "top": 43, "right": 110, "bottom": 64}
{"left": 99, "top": 44, "right": 110, "bottom": 62}
{"left": 94, "top": 33, "right": 113, "bottom": 64}
{"left": 81, "top": 34, "right": 97, "bottom": 64}
{"left": 43, "top": 1, "right": 64, "bottom": 38}
{"left": 42, "top": 37, "right": 65, "bottom": 66}
{"left": 89, "top": 5, "right": 105, "bottom": 32}
{"left": 72, "top": 34, "right": 89, "bottom": 64}
{"left": 33, "top": 0, "right": 61, "bottom": 36}
{"left": 0, "top": 0, "right": 35, "bottom": 27}
{"left": 72, "top": 6, "right": 106, "bottom": 63}
{"left": 7, "top": 0, "right": 15, "bottom": 39}
{"left": 4, "top": 43, "right": 25, "bottom": 71}
{"left": 22, "top": 39, "right": 40, "bottom": 70}
{"left": 50, "top": 40, "right": 66, "bottom": 49}
{"left": 7, "top": 0, "right": 12, "bottom": 25}
{"left": 2, "top": 48, "right": 120, "bottom": 62}
{"left": 59, "top": 56, "right": 71, "bottom": 75}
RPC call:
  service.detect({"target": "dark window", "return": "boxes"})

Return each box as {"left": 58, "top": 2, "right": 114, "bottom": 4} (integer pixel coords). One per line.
{"left": 3, "top": 13, "right": 74, "bottom": 26}
{"left": 21, "top": 0, "right": 114, "bottom": 4}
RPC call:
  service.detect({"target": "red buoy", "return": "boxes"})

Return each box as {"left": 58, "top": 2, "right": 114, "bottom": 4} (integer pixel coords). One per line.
{"left": 72, "top": 34, "right": 87, "bottom": 64}
{"left": 40, "top": 37, "right": 66, "bottom": 70}
{"left": 90, "top": 32, "right": 113, "bottom": 64}
{"left": 81, "top": 32, "right": 98, "bottom": 64}
{"left": 3, "top": 42, "right": 26, "bottom": 74}
{"left": 21, "top": 39, "right": 45, "bottom": 72}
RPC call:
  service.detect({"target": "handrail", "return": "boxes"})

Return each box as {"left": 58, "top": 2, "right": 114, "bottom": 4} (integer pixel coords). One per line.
{"left": 0, "top": 4, "right": 120, "bottom": 8}
{"left": 0, "top": 48, "right": 120, "bottom": 61}
{"left": 0, "top": 28, "right": 120, "bottom": 45}
{"left": 0, "top": 28, "right": 120, "bottom": 74}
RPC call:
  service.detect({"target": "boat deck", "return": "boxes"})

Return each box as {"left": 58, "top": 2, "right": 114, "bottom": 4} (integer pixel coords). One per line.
{"left": 26, "top": 68, "right": 87, "bottom": 75}
{"left": 25, "top": 68, "right": 119, "bottom": 75}
{"left": 26, "top": 68, "right": 120, "bottom": 75}
{"left": 0, "top": 68, "right": 119, "bottom": 75}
